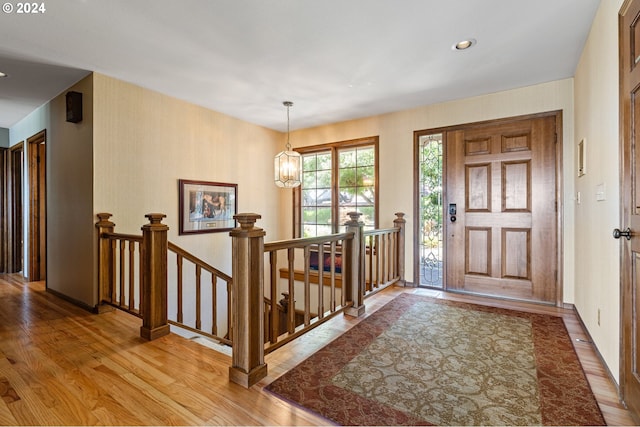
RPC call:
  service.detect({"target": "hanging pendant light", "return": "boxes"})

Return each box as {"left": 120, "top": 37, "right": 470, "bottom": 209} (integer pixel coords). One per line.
{"left": 274, "top": 101, "right": 302, "bottom": 188}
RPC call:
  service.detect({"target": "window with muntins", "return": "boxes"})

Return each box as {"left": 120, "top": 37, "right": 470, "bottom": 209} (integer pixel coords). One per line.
{"left": 295, "top": 137, "right": 378, "bottom": 238}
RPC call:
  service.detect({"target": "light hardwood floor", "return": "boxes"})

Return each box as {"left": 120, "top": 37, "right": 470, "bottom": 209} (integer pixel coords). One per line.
{"left": 0, "top": 273, "right": 634, "bottom": 425}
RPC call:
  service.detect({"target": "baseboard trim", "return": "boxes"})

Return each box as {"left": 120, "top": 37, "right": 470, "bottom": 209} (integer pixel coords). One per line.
{"left": 46, "top": 287, "right": 97, "bottom": 313}
{"left": 572, "top": 305, "right": 623, "bottom": 401}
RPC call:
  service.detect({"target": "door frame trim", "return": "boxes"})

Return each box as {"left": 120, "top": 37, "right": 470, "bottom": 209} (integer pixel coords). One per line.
{"left": 27, "top": 130, "right": 46, "bottom": 282}
{"left": 9, "top": 142, "right": 23, "bottom": 273}
{"left": 413, "top": 110, "right": 563, "bottom": 306}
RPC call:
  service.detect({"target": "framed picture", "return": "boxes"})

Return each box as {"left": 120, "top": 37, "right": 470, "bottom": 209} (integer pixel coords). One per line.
{"left": 179, "top": 179, "right": 237, "bottom": 235}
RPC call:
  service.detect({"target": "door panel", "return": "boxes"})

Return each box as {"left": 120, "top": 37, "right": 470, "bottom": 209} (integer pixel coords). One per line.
{"left": 620, "top": 0, "right": 640, "bottom": 419}
{"left": 445, "top": 114, "right": 557, "bottom": 304}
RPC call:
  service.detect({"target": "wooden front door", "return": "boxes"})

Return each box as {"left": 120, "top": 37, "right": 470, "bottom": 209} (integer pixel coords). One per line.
{"left": 445, "top": 113, "right": 559, "bottom": 304}
{"left": 619, "top": 0, "right": 640, "bottom": 419}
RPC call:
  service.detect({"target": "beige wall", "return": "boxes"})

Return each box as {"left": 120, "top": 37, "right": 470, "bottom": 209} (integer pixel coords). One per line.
{"left": 48, "top": 76, "right": 95, "bottom": 306}
{"left": 574, "top": 0, "right": 623, "bottom": 383}
{"left": 288, "top": 79, "right": 576, "bottom": 298}
{"left": 9, "top": 75, "right": 95, "bottom": 307}
{"left": 92, "top": 73, "right": 284, "bottom": 310}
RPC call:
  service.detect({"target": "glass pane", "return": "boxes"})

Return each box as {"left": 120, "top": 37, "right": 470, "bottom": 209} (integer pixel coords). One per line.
{"left": 359, "top": 206, "right": 375, "bottom": 226}
{"left": 418, "top": 133, "right": 444, "bottom": 288}
{"left": 357, "top": 147, "right": 375, "bottom": 166}
{"left": 355, "top": 186, "right": 375, "bottom": 204}
{"left": 339, "top": 149, "right": 356, "bottom": 168}
{"left": 302, "top": 189, "right": 319, "bottom": 206}
{"left": 303, "top": 154, "right": 317, "bottom": 172}
{"left": 316, "top": 225, "right": 332, "bottom": 236}
{"left": 315, "top": 188, "right": 332, "bottom": 206}
{"left": 316, "top": 207, "right": 332, "bottom": 226}
{"left": 358, "top": 166, "right": 374, "bottom": 185}
{"left": 303, "top": 224, "right": 317, "bottom": 238}
{"left": 302, "top": 207, "right": 316, "bottom": 224}
{"left": 339, "top": 167, "right": 357, "bottom": 188}
{"left": 302, "top": 170, "right": 316, "bottom": 188}
{"left": 316, "top": 170, "right": 332, "bottom": 188}
{"left": 338, "top": 188, "right": 355, "bottom": 206}
{"left": 317, "top": 153, "right": 332, "bottom": 170}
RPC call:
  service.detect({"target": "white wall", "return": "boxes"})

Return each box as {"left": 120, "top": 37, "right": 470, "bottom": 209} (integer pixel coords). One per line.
{"left": 287, "top": 79, "right": 575, "bottom": 300}
{"left": 574, "top": 0, "right": 623, "bottom": 383}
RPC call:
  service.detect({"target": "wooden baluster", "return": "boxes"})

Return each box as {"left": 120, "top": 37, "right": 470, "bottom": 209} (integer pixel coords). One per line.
{"left": 119, "top": 240, "right": 126, "bottom": 306}
{"left": 96, "top": 213, "right": 115, "bottom": 311}
{"left": 330, "top": 241, "right": 336, "bottom": 312}
{"left": 140, "top": 213, "right": 170, "bottom": 341}
{"left": 394, "top": 212, "right": 406, "bottom": 286}
{"left": 376, "top": 234, "right": 388, "bottom": 288}
{"left": 367, "top": 235, "right": 373, "bottom": 292}
{"left": 303, "top": 246, "right": 311, "bottom": 326}
{"left": 287, "top": 247, "right": 295, "bottom": 333}
{"left": 128, "top": 241, "right": 135, "bottom": 311}
{"left": 374, "top": 235, "right": 381, "bottom": 289}
{"left": 269, "top": 251, "right": 279, "bottom": 344}
{"left": 226, "top": 281, "right": 232, "bottom": 341}
{"left": 229, "top": 213, "right": 267, "bottom": 388}
{"left": 340, "top": 238, "right": 347, "bottom": 308}
{"left": 212, "top": 275, "right": 218, "bottom": 336}
{"left": 344, "top": 212, "right": 365, "bottom": 317}
{"left": 111, "top": 240, "right": 117, "bottom": 302}
{"left": 195, "top": 265, "right": 202, "bottom": 330}
{"left": 317, "top": 244, "right": 324, "bottom": 320}
{"left": 391, "top": 231, "right": 397, "bottom": 280}
{"left": 176, "top": 254, "right": 183, "bottom": 323}
{"left": 139, "top": 242, "right": 144, "bottom": 318}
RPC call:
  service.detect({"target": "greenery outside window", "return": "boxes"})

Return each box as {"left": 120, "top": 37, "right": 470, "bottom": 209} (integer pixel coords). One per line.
{"left": 294, "top": 136, "right": 379, "bottom": 237}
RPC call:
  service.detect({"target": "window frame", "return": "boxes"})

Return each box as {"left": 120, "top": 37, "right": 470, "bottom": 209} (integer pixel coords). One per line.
{"left": 293, "top": 136, "right": 379, "bottom": 238}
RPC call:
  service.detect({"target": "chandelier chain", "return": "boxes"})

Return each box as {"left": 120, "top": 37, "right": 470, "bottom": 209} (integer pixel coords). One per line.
{"left": 284, "top": 101, "right": 293, "bottom": 151}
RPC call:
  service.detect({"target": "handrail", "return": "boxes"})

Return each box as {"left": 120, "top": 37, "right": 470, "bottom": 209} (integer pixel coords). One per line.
{"left": 264, "top": 232, "right": 352, "bottom": 252}
{"left": 101, "top": 231, "right": 143, "bottom": 243}
{"left": 364, "top": 227, "right": 398, "bottom": 236}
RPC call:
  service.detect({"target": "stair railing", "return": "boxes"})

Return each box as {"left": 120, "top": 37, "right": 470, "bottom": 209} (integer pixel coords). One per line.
{"left": 96, "top": 210, "right": 406, "bottom": 389}
{"left": 96, "top": 213, "right": 232, "bottom": 344}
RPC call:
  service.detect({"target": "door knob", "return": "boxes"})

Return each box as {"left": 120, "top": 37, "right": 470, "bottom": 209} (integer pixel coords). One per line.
{"left": 613, "top": 227, "right": 632, "bottom": 240}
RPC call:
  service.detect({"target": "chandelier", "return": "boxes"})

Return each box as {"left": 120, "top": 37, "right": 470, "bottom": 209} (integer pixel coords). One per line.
{"left": 274, "top": 101, "right": 302, "bottom": 188}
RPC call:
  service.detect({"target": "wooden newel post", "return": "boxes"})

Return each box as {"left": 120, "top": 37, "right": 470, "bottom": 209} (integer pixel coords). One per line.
{"left": 394, "top": 212, "right": 407, "bottom": 287}
{"left": 229, "top": 213, "right": 267, "bottom": 388}
{"left": 140, "top": 213, "right": 170, "bottom": 341}
{"left": 96, "top": 213, "right": 115, "bottom": 311}
{"left": 344, "top": 212, "right": 366, "bottom": 317}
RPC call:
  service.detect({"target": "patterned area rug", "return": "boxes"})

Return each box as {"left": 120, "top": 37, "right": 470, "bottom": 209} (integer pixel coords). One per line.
{"left": 265, "top": 293, "right": 605, "bottom": 426}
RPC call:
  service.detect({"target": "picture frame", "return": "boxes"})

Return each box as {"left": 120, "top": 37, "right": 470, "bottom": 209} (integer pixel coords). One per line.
{"left": 179, "top": 179, "right": 237, "bottom": 235}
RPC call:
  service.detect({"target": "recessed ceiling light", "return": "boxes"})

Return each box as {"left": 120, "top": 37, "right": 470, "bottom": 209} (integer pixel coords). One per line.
{"left": 0, "top": 71, "right": 7, "bottom": 78}
{"left": 453, "top": 39, "right": 476, "bottom": 50}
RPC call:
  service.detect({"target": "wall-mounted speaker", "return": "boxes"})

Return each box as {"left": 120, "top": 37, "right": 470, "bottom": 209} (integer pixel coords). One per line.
{"left": 66, "top": 91, "right": 83, "bottom": 123}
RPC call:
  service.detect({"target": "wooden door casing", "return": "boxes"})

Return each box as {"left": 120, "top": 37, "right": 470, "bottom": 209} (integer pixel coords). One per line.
{"left": 445, "top": 113, "right": 559, "bottom": 305}
{"left": 619, "top": 0, "right": 640, "bottom": 420}
{"left": 27, "top": 130, "right": 46, "bottom": 282}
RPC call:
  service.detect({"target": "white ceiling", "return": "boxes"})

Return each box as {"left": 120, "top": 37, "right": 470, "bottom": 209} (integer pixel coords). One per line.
{"left": 0, "top": 0, "right": 600, "bottom": 132}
